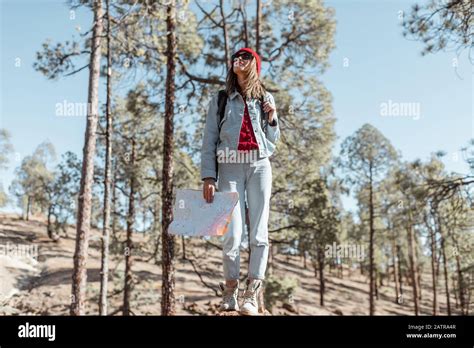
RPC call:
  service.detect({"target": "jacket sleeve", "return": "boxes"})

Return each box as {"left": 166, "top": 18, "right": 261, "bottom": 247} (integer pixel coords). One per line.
{"left": 265, "top": 92, "right": 281, "bottom": 145}
{"left": 200, "top": 94, "right": 220, "bottom": 181}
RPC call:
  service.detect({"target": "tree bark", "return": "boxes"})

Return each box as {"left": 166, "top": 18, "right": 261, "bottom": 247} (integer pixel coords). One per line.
{"left": 181, "top": 236, "right": 186, "bottom": 260}
{"left": 428, "top": 216, "right": 438, "bottom": 315}
{"left": 161, "top": 0, "right": 177, "bottom": 316}
{"left": 99, "top": 0, "right": 113, "bottom": 316}
{"left": 368, "top": 165, "right": 375, "bottom": 315}
{"left": 219, "top": 0, "right": 230, "bottom": 70}
{"left": 374, "top": 269, "right": 379, "bottom": 300}
{"left": 111, "top": 158, "right": 118, "bottom": 240}
{"left": 446, "top": 223, "right": 466, "bottom": 314}
{"left": 240, "top": 0, "right": 249, "bottom": 47}
{"left": 390, "top": 236, "right": 400, "bottom": 303}
{"left": 70, "top": 0, "right": 103, "bottom": 316}
{"left": 26, "top": 196, "right": 31, "bottom": 221}
{"left": 123, "top": 139, "right": 136, "bottom": 316}
{"left": 438, "top": 213, "right": 451, "bottom": 315}
{"left": 414, "top": 235, "right": 423, "bottom": 301}
{"left": 255, "top": 0, "right": 261, "bottom": 52}
{"left": 47, "top": 205, "right": 54, "bottom": 239}
{"left": 453, "top": 246, "right": 465, "bottom": 314}
{"left": 406, "top": 218, "right": 419, "bottom": 315}
{"left": 397, "top": 244, "right": 404, "bottom": 299}
{"left": 318, "top": 247, "right": 325, "bottom": 306}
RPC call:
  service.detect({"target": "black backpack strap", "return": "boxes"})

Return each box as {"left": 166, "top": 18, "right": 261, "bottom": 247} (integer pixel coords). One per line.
{"left": 215, "top": 90, "right": 227, "bottom": 182}
{"left": 217, "top": 90, "right": 228, "bottom": 132}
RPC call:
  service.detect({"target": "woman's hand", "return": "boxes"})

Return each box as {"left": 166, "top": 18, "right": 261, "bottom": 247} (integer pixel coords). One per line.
{"left": 262, "top": 101, "right": 276, "bottom": 123}
{"left": 203, "top": 178, "right": 216, "bottom": 203}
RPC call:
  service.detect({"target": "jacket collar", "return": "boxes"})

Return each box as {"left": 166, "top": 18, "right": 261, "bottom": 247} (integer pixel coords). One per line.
{"left": 229, "top": 90, "right": 240, "bottom": 100}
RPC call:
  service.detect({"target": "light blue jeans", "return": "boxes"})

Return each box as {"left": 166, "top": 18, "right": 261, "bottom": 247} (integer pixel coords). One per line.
{"left": 217, "top": 150, "right": 272, "bottom": 281}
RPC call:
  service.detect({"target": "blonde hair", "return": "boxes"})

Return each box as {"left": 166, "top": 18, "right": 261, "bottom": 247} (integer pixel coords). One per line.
{"left": 225, "top": 58, "right": 266, "bottom": 100}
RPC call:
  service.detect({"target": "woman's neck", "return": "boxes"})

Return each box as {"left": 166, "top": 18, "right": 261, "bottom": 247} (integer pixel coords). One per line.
{"left": 237, "top": 74, "right": 247, "bottom": 93}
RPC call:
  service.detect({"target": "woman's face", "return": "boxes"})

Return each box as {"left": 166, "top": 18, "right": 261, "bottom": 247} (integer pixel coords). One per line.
{"left": 232, "top": 52, "right": 253, "bottom": 75}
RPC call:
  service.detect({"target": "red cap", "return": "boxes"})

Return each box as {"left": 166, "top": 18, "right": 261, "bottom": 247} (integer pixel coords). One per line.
{"left": 233, "top": 47, "right": 261, "bottom": 75}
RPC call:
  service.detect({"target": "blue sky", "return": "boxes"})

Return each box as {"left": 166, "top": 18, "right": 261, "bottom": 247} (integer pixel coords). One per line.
{"left": 1, "top": 0, "right": 472, "bottom": 213}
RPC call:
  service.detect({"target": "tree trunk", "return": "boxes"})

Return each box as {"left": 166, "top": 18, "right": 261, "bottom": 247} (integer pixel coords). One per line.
{"left": 374, "top": 269, "right": 379, "bottom": 300}
{"left": 181, "top": 236, "right": 186, "bottom": 260}
{"left": 438, "top": 216, "right": 451, "bottom": 315}
{"left": 447, "top": 227, "right": 466, "bottom": 314}
{"left": 99, "top": 0, "right": 113, "bottom": 316}
{"left": 406, "top": 221, "right": 419, "bottom": 315}
{"left": 454, "top": 252, "right": 465, "bottom": 314}
{"left": 435, "top": 247, "right": 441, "bottom": 281}
{"left": 429, "top": 221, "right": 437, "bottom": 315}
{"left": 70, "top": 0, "right": 103, "bottom": 316}
{"left": 391, "top": 238, "right": 400, "bottom": 303}
{"left": 414, "top": 236, "right": 423, "bottom": 301}
{"left": 255, "top": 0, "right": 261, "bottom": 52}
{"left": 317, "top": 248, "right": 325, "bottom": 306}
{"left": 111, "top": 158, "right": 118, "bottom": 240}
{"left": 47, "top": 205, "right": 54, "bottom": 239}
{"left": 368, "top": 166, "right": 375, "bottom": 315}
{"left": 240, "top": 1, "right": 249, "bottom": 47}
{"left": 417, "top": 265, "right": 423, "bottom": 301}
{"left": 161, "top": 0, "right": 177, "bottom": 316}
{"left": 452, "top": 276, "right": 458, "bottom": 308}
{"left": 397, "top": 244, "right": 404, "bottom": 298}
{"left": 219, "top": 0, "right": 230, "bottom": 70}
{"left": 150, "top": 196, "right": 162, "bottom": 262}
{"left": 26, "top": 196, "right": 31, "bottom": 221}
{"left": 123, "top": 139, "right": 136, "bottom": 316}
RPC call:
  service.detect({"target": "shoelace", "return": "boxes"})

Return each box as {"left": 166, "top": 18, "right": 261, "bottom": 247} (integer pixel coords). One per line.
{"left": 223, "top": 288, "right": 237, "bottom": 303}
{"left": 242, "top": 289, "right": 257, "bottom": 306}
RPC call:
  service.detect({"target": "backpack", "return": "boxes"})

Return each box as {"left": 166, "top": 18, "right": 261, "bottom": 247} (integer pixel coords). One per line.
{"left": 214, "top": 90, "right": 268, "bottom": 181}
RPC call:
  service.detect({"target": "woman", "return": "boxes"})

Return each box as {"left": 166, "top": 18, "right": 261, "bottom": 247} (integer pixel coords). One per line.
{"left": 200, "top": 47, "right": 280, "bottom": 315}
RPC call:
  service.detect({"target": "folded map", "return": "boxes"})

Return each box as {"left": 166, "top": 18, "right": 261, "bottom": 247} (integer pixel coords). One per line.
{"left": 169, "top": 189, "right": 239, "bottom": 237}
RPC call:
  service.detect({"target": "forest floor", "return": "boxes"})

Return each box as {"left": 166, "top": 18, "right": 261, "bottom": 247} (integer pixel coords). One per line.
{"left": 0, "top": 213, "right": 462, "bottom": 316}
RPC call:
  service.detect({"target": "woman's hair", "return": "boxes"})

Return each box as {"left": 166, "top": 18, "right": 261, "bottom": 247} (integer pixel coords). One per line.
{"left": 225, "top": 58, "right": 266, "bottom": 100}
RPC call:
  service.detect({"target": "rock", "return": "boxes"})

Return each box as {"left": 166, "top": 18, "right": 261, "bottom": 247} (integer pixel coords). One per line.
{"left": 206, "top": 301, "right": 221, "bottom": 314}
{"left": 184, "top": 302, "right": 206, "bottom": 315}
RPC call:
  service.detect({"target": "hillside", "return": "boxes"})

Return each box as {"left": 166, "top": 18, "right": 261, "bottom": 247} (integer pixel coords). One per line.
{"left": 0, "top": 214, "right": 461, "bottom": 316}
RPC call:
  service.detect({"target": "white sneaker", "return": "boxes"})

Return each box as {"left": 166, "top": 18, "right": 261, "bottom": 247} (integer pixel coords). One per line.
{"left": 218, "top": 281, "right": 240, "bottom": 312}
{"left": 240, "top": 279, "right": 262, "bottom": 316}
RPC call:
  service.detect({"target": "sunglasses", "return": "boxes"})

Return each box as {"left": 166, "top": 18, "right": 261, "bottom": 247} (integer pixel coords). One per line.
{"left": 232, "top": 52, "right": 253, "bottom": 62}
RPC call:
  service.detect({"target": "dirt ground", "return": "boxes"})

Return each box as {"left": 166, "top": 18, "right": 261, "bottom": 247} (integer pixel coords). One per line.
{"left": 0, "top": 213, "right": 461, "bottom": 316}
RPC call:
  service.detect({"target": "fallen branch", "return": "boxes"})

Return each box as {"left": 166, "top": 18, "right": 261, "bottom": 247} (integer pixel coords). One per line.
{"left": 186, "top": 258, "right": 219, "bottom": 297}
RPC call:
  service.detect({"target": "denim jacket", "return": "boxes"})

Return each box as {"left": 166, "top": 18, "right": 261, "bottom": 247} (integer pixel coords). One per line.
{"left": 200, "top": 90, "right": 281, "bottom": 181}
